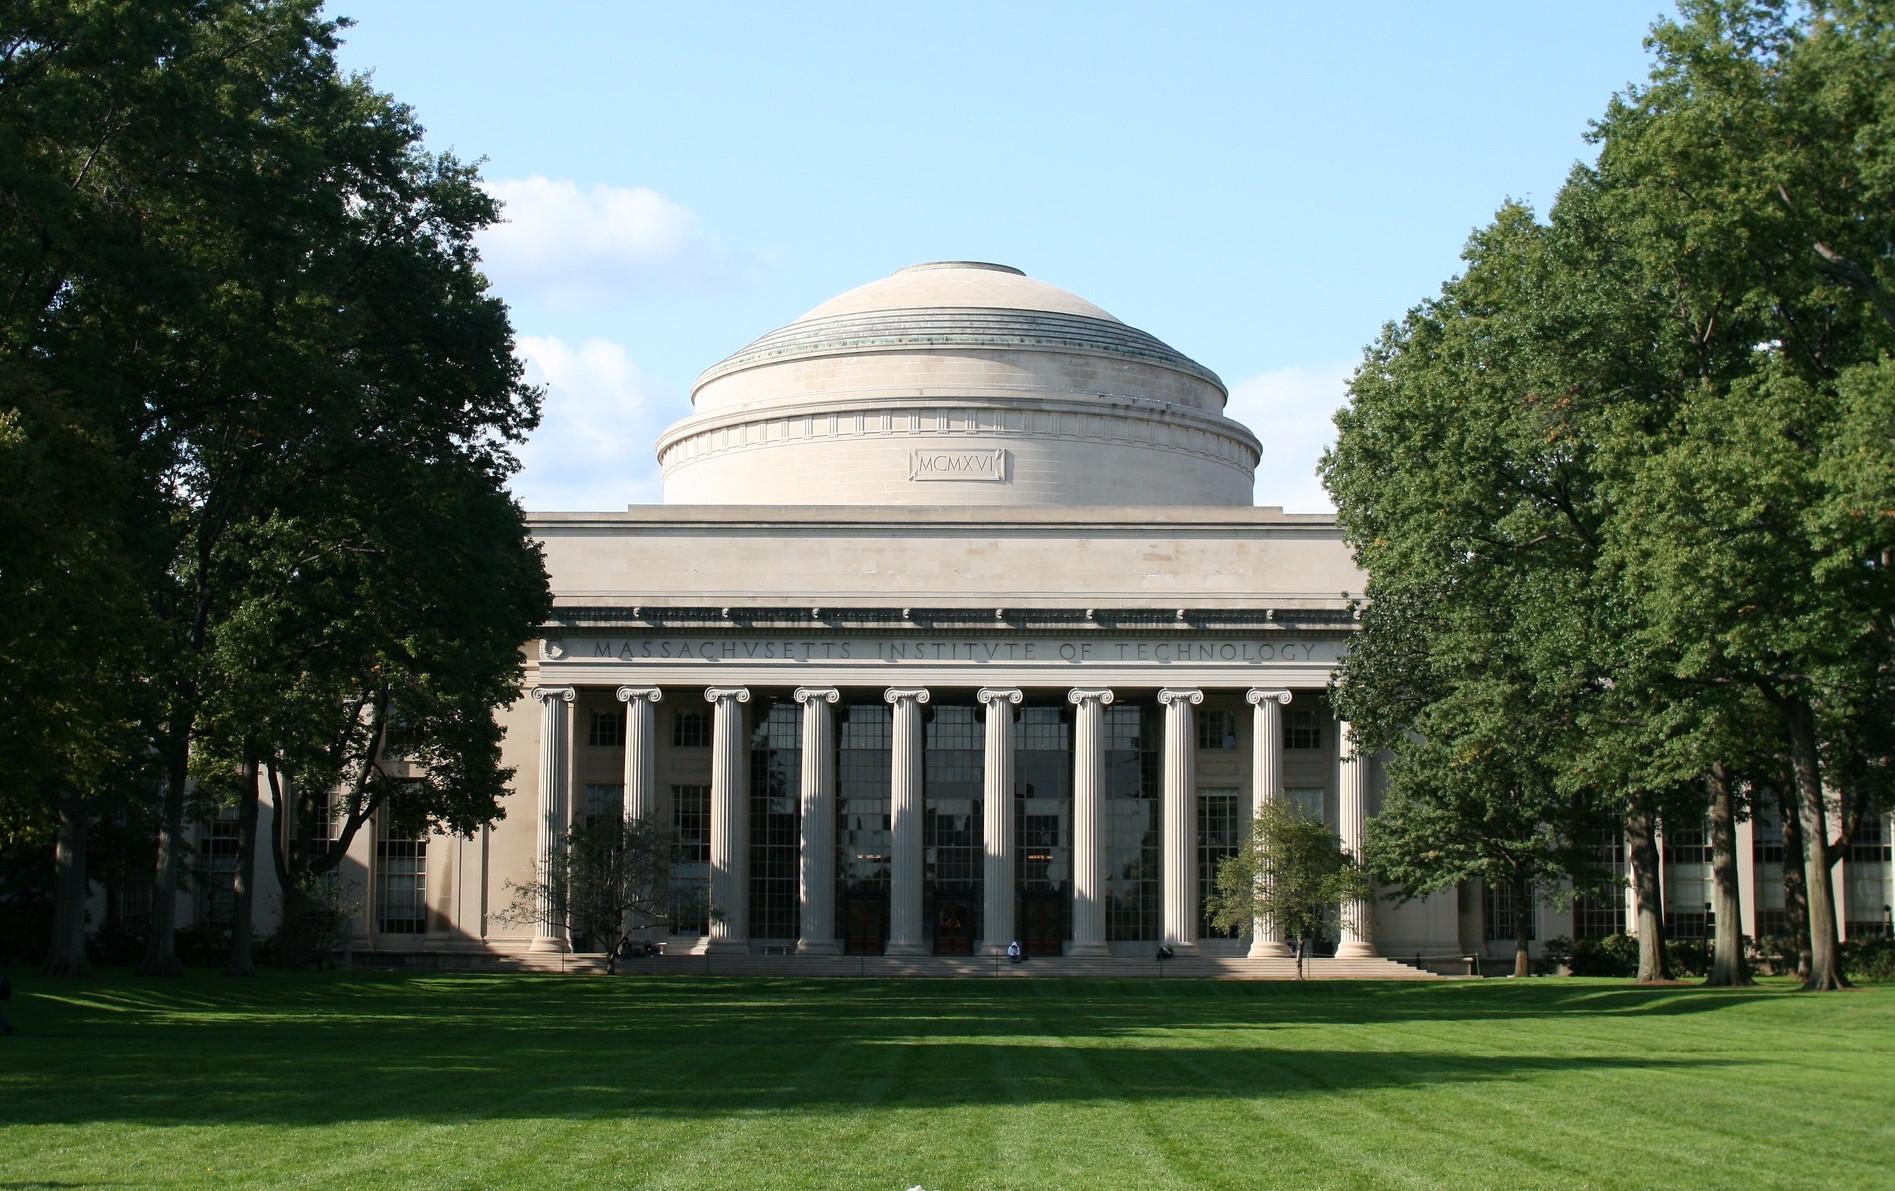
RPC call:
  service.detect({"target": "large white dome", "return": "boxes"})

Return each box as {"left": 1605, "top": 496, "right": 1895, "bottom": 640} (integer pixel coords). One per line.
{"left": 656, "top": 262, "right": 1261, "bottom": 507}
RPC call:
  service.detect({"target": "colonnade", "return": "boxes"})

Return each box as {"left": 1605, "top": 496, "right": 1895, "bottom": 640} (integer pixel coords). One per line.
{"left": 529, "top": 683, "right": 1376, "bottom": 957}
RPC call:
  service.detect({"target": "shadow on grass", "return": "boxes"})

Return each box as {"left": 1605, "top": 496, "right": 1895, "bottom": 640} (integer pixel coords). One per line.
{"left": 0, "top": 972, "right": 1770, "bottom": 1127}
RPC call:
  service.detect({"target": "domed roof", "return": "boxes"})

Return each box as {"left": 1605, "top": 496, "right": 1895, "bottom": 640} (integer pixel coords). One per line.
{"left": 696, "top": 261, "right": 1220, "bottom": 392}
{"left": 795, "top": 261, "right": 1118, "bottom": 322}
{"left": 660, "top": 261, "right": 1259, "bottom": 508}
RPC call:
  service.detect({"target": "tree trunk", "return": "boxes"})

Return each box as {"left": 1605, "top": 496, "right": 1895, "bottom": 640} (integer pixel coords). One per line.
{"left": 1778, "top": 784, "right": 1812, "bottom": 981}
{"left": 1627, "top": 799, "right": 1670, "bottom": 982}
{"left": 1781, "top": 695, "right": 1848, "bottom": 990}
{"left": 137, "top": 738, "right": 188, "bottom": 976}
{"left": 1704, "top": 763, "right": 1751, "bottom": 987}
{"left": 43, "top": 788, "right": 92, "bottom": 977}
{"left": 225, "top": 757, "right": 260, "bottom": 977}
{"left": 1512, "top": 872, "right": 1533, "bottom": 978}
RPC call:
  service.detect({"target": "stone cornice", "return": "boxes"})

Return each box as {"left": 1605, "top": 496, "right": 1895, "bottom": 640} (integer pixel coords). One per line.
{"left": 542, "top": 605, "right": 1358, "bottom": 634}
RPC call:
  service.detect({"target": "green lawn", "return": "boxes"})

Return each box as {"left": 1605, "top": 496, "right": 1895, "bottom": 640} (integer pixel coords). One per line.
{"left": 1, "top": 973, "right": 1890, "bottom": 1190}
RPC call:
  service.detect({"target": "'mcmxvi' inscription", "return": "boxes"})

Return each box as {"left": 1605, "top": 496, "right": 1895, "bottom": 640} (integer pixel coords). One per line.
{"left": 910, "top": 448, "right": 1007, "bottom": 482}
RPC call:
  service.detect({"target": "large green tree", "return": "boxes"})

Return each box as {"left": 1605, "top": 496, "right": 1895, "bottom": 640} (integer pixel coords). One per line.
{"left": 1327, "top": 0, "right": 1893, "bottom": 992}
{"left": 1, "top": 0, "right": 548, "bottom": 973}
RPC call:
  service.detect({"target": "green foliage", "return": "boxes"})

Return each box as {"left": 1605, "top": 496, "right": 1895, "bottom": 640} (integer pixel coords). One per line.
{"left": 1324, "top": 0, "right": 1895, "bottom": 990}
{"left": 503, "top": 817, "right": 677, "bottom": 964}
{"left": 0, "top": 0, "right": 552, "bottom": 968}
{"left": 1842, "top": 936, "right": 1895, "bottom": 983}
{"left": 1544, "top": 933, "right": 1644, "bottom": 978}
{"left": 1207, "top": 798, "right": 1369, "bottom": 961}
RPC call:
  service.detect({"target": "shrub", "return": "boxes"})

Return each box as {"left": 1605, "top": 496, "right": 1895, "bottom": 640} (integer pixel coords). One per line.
{"left": 1565, "top": 933, "right": 1638, "bottom": 977}
{"left": 1842, "top": 935, "right": 1895, "bottom": 983}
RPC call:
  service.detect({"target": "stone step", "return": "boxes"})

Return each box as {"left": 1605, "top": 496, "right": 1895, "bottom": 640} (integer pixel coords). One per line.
{"left": 609, "top": 953, "right": 1455, "bottom": 980}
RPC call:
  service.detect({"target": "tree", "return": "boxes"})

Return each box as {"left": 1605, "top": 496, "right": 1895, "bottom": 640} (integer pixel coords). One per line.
{"left": 503, "top": 817, "right": 678, "bottom": 973}
{"left": 1, "top": 0, "right": 548, "bottom": 972}
{"left": 1207, "top": 799, "right": 1369, "bottom": 979}
{"left": 1363, "top": 727, "right": 1608, "bottom": 980}
{"left": 1326, "top": 0, "right": 1895, "bottom": 993}
{"left": 1586, "top": 0, "right": 1895, "bottom": 990}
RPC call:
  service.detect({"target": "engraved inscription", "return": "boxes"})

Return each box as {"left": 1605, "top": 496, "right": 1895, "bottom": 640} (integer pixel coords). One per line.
{"left": 910, "top": 448, "right": 1007, "bottom": 482}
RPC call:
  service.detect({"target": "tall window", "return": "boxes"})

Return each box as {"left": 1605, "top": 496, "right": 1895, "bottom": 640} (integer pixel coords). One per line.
{"left": 375, "top": 815, "right": 427, "bottom": 934}
{"left": 1197, "top": 708, "right": 1238, "bottom": 751}
{"left": 580, "top": 784, "right": 623, "bottom": 828}
{"left": 307, "top": 787, "right": 344, "bottom": 866}
{"left": 588, "top": 709, "right": 625, "bottom": 747}
{"left": 1286, "top": 708, "right": 1323, "bottom": 751}
{"left": 1284, "top": 787, "right": 1325, "bottom": 825}
{"left": 1198, "top": 789, "right": 1241, "bottom": 937}
{"left": 197, "top": 806, "right": 242, "bottom": 932}
{"left": 837, "top": 702, "right": 892, "bottom": 952}
{"left": 749, "top": 698, "right": 801, "bottom": 942}
{"left": 668, "top": 783, "right": 711, "bottom": 934}
{"left": 1015, "top": 703, "right": 1073, "bottom": 951}
{"left": 1665, "top": 818, "right": 1712, "bottom": 865}
{"left": 1482, "top": 879, "right": 1534, "bottom": 943}
{"left": 1752, "top": 799, "right": 1786, "bottom": 863}
{"left": 1104, "top": 702, "right": 1159, "bottom": 941}
{"left": 1573, "top": 819, "right": 1626, "bottom": 940}
{"left": 673, "top": 709, "right": 710, "bottom": 749}
{"left": 924, "top": 702, "right": 984, "bottom": 952}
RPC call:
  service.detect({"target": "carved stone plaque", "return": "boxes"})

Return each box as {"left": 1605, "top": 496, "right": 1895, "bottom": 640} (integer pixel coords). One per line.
{"left": 910, "top": 448, "right": 1007, "bottom": 482}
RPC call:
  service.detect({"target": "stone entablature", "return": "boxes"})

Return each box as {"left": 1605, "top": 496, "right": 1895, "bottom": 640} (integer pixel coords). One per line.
{"left": 530, "top": 506, "right": 1368, "bottom": 611}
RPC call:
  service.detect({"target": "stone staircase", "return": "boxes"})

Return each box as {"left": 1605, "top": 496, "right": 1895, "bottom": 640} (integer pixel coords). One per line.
{"left": 609, "top": 952, "right": 1453, "bottom": 980}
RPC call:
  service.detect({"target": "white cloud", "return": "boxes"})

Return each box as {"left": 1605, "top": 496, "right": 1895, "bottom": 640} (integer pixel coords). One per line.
{"left": 477, "top": 177, "right": 725, "bottom": 307}
{"left": 1224, "top": 360, "right": 1356, "bottom": 513}
{"left": 510, "top": 336, "right": 677, "bottom": 511}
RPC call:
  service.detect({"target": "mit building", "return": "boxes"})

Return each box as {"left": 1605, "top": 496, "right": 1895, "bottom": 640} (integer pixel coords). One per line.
{"left": 189, "top": 262, "right": 1895, "bottom": 971}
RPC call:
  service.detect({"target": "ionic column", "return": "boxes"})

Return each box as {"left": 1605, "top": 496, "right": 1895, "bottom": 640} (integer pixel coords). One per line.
{"left": 1067, "top": 688, "right": 1114, "bottom": 957}
{"left": 976, "top": 688, "right": 1022, "bottom": 955}
{"left": 794, "top": 687, "right": 840, "bottom": 955}
{"left": 530, "top": 686, "right": 576, "bottom": 951}
{"left": 1334, "top": 718, "right": 1378, "bottom": 958}
{"left": 704, "top": 687, "right": 751, "bottom": 953}
{"left": 885, "top": 687, "right": 931, "bottom": 956}
{"left": 1246, "top": 689, "right": 1293, "bottom": 956}
{"left": 615, "top": 687, "right": 663, "bottom": 822}
{"left": 1159, "top": 688, "right": 1203, "bottom": 954}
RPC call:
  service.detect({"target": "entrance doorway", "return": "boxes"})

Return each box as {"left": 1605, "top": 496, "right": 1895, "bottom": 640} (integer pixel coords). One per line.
{"left": 933, "top": 900, "right": 973, "bottom": 955}
{"left": 843, "top": 894, "right": 887, "bottom": 954}
{"left": 1020, "top": 892, "right": 1065, "bottom": 957}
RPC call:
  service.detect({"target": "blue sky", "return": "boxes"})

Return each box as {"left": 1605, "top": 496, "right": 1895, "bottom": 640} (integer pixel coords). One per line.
{"left": 331, "top": 2, "right": 1670, "bottom": 512}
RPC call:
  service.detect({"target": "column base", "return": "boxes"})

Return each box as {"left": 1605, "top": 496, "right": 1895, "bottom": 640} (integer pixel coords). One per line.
{"left": 1160, "top": 939, "right": 1201, "bottom": 956}
{"left": 703, "top": 937, "right": 750, "bottom": 955}
{"left": 1247, "top": 940, "right": 1293, "bottom": 958}
{"left": 974, "top": 940, "right": 1011, "bottom": 957}
{"left": 1333, "top": 940, "right": 1379, "bottom": 958}
{"left": 528, "top": 934, "right": 568, "bottom": 953}
{"left": 795, "top": 939, "right": 840, "bottom": 956}
{"left": 1064, "top": 941, "right": 1111, "bottom": 958}
{"left": 884, "top": 940, "right": 930, "bottom": 957}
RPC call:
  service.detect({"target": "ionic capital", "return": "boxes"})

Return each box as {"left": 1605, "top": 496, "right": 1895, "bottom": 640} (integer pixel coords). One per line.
{"left": 883, "top": 687, "right": 931, "bottom": 706}
{"left": 794, "top": 686, "right": 840, "bottom": 705}
{"left": 1067, "top": 688, "right": 1115, "bottom": 707}
{"left": 531, "top": 686, "right": 576, "bottom": 705}
{"left": 976, "top": 687, "right": 1024, "bottom": 706}
{"left": 1157, "top": 688, "right": 1204, "bottom": 706}
{"left": 615, "top": 686, "right": 663, "bottom": 705}
{"left": 704, "top": 687, "right": 752, "bottom": 705}
{"left": 1246, "top": 688, "right": 1294, "bottom": 706}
